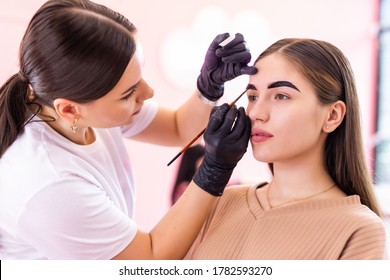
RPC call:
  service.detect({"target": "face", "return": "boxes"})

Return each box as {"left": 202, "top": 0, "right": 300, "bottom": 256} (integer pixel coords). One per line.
{"left": 247, "top": 53, "right": 329, "bottom": 164}
{"left": 77, "top": 37, "right": 154, "bottom": 128}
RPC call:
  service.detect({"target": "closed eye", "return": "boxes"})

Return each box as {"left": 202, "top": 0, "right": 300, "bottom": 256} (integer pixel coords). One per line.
{"left": 121, "top": 86, "right": 137, "bottom": 101}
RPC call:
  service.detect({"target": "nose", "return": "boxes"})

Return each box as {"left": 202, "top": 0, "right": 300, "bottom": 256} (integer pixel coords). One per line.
{"left": 136, "top": 79, "right": 154, "bottom": 101}
{"left": 247, "top": 99, "right": 269, "bottom": 122}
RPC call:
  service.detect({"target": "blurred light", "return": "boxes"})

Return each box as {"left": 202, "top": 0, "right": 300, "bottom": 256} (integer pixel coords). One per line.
{"left": 160, "top": 6, "right": 271, "bottom": 90}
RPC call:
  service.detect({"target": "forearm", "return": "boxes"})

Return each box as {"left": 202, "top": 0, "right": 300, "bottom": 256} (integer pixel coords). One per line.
{"left": 112, "top": 182, "right": 216, "bottom": 260}
{"left": 148, "top": 182, "right": 216, "bottom": 259}
{"left": 174, "top": 90, "right": 214, "bottom": 143}
{"left": 129, "top": 90, "right": 214, "bottom": 146}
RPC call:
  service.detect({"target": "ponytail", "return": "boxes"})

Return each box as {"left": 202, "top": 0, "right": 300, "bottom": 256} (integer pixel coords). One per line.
{"left": 0, "top": 73, "right": 31, "bottom": 158}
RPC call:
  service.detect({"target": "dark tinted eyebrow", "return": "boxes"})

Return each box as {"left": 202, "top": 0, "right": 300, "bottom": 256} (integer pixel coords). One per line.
{"left": 268, "top": 81, "right": 300, "bottom": 92}
{"left": 246, "top": 84, "right": 256, "bottom": 90}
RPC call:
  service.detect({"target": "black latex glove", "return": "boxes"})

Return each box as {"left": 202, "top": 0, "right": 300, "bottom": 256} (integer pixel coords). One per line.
{"left": 197, "top": 33, "right": 258, "bottom": 102}
{"left": 193, "top": 103, "right": 251, "bottom": 196}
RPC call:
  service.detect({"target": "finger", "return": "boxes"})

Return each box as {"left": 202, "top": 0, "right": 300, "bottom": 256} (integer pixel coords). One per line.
{"left": 240, "top": 66, "right": 258, "bottom": 75}
{"left": 216, "top": 105, "right": 238, "bottom": 135}
{"left": 210, "top": 103, "right": 230, "bottom": 118}
{"left": 239, "top": 114, "right": 252, "bottom": 144}
{"left": 231, "top": 116, "right": 251, "bottom": 151}
{"left": 209, "top": 33, "right": 230, "bottom": 51}
{"left": 229, "top": 107, "right": 247, "bottom": 139}
{"left": 225, "top": 33, "right": 244, "bottom": 47}
{"left": 206, "top": 103, "right": 230, "bottom": 132}
{"left": 221, "top": 51, "right": 252, "bottom": 64}
{"left": 222, "top": 64, "right": 243, "bottom": 80}
{"left": 216, "top": 43, "right": 248, "bottom": 57}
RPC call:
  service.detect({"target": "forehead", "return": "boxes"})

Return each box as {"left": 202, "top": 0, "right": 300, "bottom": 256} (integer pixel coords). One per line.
{"left": 255, "top": 53, "right": 299, "bottom": 75}
{"left": 251, "top": 53, "right": 315, "bottom": 94}
{"left": 133, "top": 35, "right": 145, "bottom": 67}
{"left": 253, "top": 53, "right": 306, "bottom": 82}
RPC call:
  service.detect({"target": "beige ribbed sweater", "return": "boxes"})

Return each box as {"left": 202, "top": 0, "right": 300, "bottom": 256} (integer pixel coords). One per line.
{"left": 185, "top": 184, "right": 387, "bottom": 260}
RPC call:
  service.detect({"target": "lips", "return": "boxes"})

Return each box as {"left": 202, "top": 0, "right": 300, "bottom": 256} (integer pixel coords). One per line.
{"left": 251, "top": 129, "right": 273, "bottom": 142}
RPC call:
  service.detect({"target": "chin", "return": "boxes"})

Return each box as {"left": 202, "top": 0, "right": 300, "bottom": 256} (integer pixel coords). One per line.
{"left": 252, "top": 151, "right": 273, "bottom": 163}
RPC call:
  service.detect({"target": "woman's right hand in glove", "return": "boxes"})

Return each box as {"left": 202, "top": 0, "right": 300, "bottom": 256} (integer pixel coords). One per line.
{"left": 193, "top": 103, "right": 251, "bottom": 196}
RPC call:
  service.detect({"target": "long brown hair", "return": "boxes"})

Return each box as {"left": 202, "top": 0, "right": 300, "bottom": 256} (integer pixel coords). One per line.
{"left": 0, "top": 0, "right": 137, "bottom": 158}
{"left": 258, "top": 39, "right": 382, "bottom": 216}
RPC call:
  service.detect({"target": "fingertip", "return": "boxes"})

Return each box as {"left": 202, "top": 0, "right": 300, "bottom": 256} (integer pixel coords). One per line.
{"left": 235, "top": 106, "right": 244, "bottom": 116}
{"left": 238, "top": 106, "right": 246, "bottom": 111}
{"left": 215, "top": 48, "right": 223, "bottom": 57}
{"left": 234, "top": 33, "right": 244, "bottom": 41}
{"left": 220, "top": 103, "right": 230, "bottom": 110}
{"left": 240, "top": 66, "right": 258, "bottom": 75}
{"left": 211, "top": 103, "right": 230, "bottom": 117}
{"left": 230, "top": 104, "right": 238, "bottom": 111}
{"left": 217, "top": 33, "right": 230, "bottom": 43}
{"left": 210, "top": 105, "right": 219, "bottom": 115}
{"left": 225, "top": 104, "right": 238, "bottom": 118}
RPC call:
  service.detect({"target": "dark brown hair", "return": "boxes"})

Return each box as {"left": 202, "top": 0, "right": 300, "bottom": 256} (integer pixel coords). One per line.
{"left": 0, "top": 0, "right": 137, "bottom": 157}
{"left": 258, "top": 38, "right": 382, "bottom": 216}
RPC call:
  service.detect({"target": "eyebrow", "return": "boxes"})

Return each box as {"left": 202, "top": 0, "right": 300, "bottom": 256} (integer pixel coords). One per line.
{"left": 268, "top": 81, "right": 300, "bottom": 92}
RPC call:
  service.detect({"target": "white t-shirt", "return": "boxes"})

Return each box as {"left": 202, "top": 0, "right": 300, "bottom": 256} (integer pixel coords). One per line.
{"left": 0, "top": 100, "right": 158, "bottom": 259}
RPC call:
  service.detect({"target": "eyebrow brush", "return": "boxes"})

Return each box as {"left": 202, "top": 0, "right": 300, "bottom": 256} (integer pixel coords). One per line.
{"left": 167, "top": 87, "right": 248, "bottom": 166}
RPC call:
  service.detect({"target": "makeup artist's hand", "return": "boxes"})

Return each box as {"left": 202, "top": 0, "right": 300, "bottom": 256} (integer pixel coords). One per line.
{"left": 193, "top": 103, "right": 251, "bottom": 196}
{"left": 197, "top": 33, "right": 258, "bottom": 102}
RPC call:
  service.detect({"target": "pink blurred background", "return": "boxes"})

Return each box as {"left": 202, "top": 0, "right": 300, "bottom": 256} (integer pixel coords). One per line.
{"left": 0, "top": 0, "right": 384, "bottom": 233}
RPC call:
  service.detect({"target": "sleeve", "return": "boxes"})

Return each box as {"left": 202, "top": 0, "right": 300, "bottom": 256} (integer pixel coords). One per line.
{"left": 339, "top": 215, "right": 387, "bottom": 260}
{"left": 121, "top": 99, "right": 158, "bottom": 138}
{"left": 15, "top": 177, "right": 137, "bottom": 260}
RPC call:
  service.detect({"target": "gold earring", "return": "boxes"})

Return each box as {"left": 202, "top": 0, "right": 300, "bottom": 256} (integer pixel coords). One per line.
{"left": 71, "top": 118, "right": 79, "bottom": 133}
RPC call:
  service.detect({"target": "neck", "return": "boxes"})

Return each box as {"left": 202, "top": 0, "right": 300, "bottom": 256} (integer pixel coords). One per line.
{"left": 267, "top": 158, "right": 335, "bottom": 207}
{"left": 38, "top": 106, "right": 95, "bottom": 145}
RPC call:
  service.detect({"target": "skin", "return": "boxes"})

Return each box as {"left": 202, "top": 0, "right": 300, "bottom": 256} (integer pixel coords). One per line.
{"left": 37, "top": 35, "right": 220, "bottom": 259}
{"left": 246, "top": 53, "right": 347, "bottom": 209}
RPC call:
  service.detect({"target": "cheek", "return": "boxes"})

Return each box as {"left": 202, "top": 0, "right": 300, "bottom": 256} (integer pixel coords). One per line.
{"left": 85, "top": 102, "right": 132, "bottom": 124}
{"left": 106, "top": 104, "right": 137, "bottom": 123}
{"left": 284, "top": 110, "right": 321, "bottom": 138}
{"left": 110, "top": 100, "right": 135, "bottom": 113}
{"left": 272, "top": 107, "right": 322, "bottom": 148}
{"left": 276, "top": 102, "right": 322, "bottom": 128}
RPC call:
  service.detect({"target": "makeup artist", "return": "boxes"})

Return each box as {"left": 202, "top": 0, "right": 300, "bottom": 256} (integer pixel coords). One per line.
{"left": 0, "top": 0, "right": 256, "bottom": 259}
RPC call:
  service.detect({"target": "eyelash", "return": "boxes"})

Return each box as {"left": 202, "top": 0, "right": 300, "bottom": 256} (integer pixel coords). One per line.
{"left": 121, "top": 86, "right": 137, "bottom": 101}
{"left": 275, "top": 93, "right": 289, "bottom": 100}
{"left": 247, "top": 92, "right": 290, "bottom": 102}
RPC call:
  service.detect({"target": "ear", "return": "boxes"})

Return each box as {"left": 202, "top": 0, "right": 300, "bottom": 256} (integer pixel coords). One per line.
{"left": 53, "top": 98, "right": 80, "bottom": 123}
{"left": 323, "top": 100, "right": 346, "bottom": 133}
